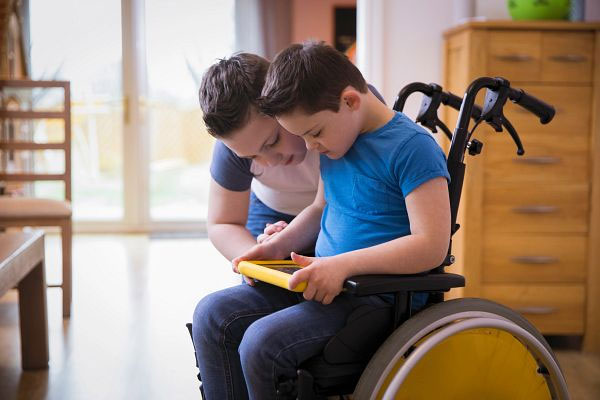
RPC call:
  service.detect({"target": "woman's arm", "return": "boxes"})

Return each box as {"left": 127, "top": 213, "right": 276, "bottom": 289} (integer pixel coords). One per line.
{"left": 233, "top": 177, "right": 326, "bottom": 263}
{"left": 207, "top": 178, "right": 257, "bottom": 261}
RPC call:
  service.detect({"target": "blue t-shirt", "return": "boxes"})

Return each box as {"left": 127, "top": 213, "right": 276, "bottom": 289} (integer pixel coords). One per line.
{"left": 316, "top": 112, "right": 450, "bottom": 257}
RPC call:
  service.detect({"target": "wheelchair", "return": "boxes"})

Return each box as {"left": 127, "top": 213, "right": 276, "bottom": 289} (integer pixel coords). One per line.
{"left": 187, "top": 76, "right": 570, "bottom": 399}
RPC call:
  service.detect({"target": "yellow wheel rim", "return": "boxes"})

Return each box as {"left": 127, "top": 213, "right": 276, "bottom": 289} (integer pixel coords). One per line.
{"left": 375, "top": 328, "right": 552, "bottom": 400}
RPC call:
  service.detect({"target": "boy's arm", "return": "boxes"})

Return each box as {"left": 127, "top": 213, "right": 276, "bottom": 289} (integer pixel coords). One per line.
{"left": 233, "top": 177, "right": 325, "bottom": 263}
{"left": 206, "top": 178, "right": 257, "bottom": 261}
{"left": 288, "top": 177, "right": 450, "bottom": 304}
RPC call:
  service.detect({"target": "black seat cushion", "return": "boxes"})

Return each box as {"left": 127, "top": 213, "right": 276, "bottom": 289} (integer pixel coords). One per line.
{"left": 293, "top": 303, "right": 392, "bottom": 396}
{"left": 323, "top": 304, "right": 393, "bottom": 364}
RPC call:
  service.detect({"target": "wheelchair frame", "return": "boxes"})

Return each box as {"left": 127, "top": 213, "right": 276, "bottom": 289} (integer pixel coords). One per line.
{"left": 189, "top": 76, "right": 569, "bottom": 400}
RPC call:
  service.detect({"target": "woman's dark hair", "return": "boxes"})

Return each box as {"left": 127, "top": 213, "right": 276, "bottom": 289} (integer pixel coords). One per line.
{"left": 199, "top": 53, "right": 269, "bottom": 137}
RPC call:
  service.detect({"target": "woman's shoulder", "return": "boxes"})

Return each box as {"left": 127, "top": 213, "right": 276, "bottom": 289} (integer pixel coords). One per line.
{"left": 210, "top": 140, "right": 254, "bottom": 191}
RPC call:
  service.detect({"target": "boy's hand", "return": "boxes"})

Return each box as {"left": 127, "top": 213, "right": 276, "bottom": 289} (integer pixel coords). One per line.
{"left": 289, "top": 252, "right": 346, "bottom": 305}
{"left": 257, "top": 220, "right": 288, "bottom": 244}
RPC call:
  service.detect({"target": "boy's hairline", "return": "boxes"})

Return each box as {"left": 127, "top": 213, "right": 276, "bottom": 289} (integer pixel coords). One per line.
{"left": 265, "top": 85, "right": 367, "bottom": 119}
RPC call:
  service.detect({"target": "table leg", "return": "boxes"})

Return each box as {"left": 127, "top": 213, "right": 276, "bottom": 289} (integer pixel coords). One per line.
{"left": 18, "top": 260, "right": 49, "bottom": 369}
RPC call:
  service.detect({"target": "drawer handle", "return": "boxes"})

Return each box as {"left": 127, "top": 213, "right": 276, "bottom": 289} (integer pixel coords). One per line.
{"left": 548, "top": 54, "right": 587, "bottom": 63}
{"left": 512, "top": 205, "right": 559, "bottom": 214}
{"left": 513, "top": 156, "right": 560, "bottom": 165}
{"left": 515, "top": 306, "right": 556, "bottom": 315}
{"left": 495, "top": 54, "right": 534, "bottom": 62}
{"left": 511, "top": 256, "right": 559, "bottom": 264}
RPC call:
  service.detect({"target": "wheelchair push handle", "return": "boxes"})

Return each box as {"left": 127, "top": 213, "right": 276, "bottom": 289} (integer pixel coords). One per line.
{"left": 393, "top": 82, "right": 435, "bottom": 111}
{"left": 453, "top": 77, "right": 555, "bottom": 158}
{"left": 508, "top": 88, "right": 555, "bottom": 125}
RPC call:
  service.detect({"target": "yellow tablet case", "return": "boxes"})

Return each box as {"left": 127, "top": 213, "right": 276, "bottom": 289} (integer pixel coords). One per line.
{"left": 238, "top": 260, "right": 306, "bottom": 292}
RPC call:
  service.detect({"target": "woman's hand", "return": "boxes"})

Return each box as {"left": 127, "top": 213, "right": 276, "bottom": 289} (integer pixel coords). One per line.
{"left": 257, "top": 220, "right": 288, "bottom": 244}
{"left": 288, "top": 252, "right": 346, "bottom": 305}
{"left": 232, "top": 239, "right": 289, "bottom": 286}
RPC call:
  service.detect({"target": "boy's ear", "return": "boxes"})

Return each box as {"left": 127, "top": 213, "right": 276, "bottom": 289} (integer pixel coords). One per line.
{"left": 340, "top": 87, "right": 361, "bottom": 111}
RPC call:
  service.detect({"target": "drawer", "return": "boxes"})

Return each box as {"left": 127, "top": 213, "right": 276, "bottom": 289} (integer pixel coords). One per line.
{"left": 484, "top": 133, "right": 589, "bottom": 183}
{"left": 482, "top": 284, "right": 585, "bottom": 334}
{"left": 483, "top": 183, "right": 589, "bottom": 233}
{"left": 488, "top": 31, "right": 541, "bottom": 82}
{"left": 487, "top": 31, "right": 594, "bottom": 83}
{"left": 502, "top": 86, "right": 591, "bottom": 137}
{"left": 483, "top": 234, "right": 587, "bottom": 283}
{"left": 541, "top": 32, "right": 594, "bottom": 83}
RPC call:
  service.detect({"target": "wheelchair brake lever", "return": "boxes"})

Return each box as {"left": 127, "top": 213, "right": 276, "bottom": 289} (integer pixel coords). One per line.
{"left": 501, "top": 117, "right": 525, "bottom": 156}
{"left": 415, "top": 84, "right": 443, "bottom": 130}
{"left": 434, "top": 119, "right": 453, "bottom": 141}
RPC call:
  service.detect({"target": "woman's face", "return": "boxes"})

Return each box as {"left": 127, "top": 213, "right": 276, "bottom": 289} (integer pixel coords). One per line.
{"left": 221, "top": 109, "right": 308, "bottom": 167}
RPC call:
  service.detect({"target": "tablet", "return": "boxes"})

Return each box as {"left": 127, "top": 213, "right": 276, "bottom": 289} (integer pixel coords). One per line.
{"left": 237, "top": 260, "right": 306, "bottom": 292}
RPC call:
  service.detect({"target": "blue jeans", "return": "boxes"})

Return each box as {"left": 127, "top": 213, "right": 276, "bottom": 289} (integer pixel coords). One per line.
{"left": 192, "top": 282, "right": 391, "bottom": 400}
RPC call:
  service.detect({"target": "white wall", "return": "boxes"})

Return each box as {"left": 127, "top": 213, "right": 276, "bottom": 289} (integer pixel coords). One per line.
{"left": 357, "top": 0, "right": 455, "bottom": 118}
{"left": 476, "top": 0, "right": 509, "bottom": 19}
{"left": 586, "top": 0, "right": 600, "bottom": 21}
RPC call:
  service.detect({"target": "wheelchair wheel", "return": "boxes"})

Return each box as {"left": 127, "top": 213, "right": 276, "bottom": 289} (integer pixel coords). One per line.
{"left": 353, "top": 298, "right": 569, "bottom": 400}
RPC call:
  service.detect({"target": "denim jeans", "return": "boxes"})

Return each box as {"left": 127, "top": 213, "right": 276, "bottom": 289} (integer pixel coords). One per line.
{"left": 192, "top": 282, "right": 391, "bottom": 400}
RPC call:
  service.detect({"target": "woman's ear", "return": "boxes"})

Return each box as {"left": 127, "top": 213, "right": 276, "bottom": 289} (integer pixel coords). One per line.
{"left": 340, "top": 87, "right": 361, "bottom": 111}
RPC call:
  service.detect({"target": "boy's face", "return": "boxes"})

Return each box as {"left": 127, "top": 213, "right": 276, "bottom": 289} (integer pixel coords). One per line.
{"left": 276, "top": 94, "right": 362, "bottom": 160}
{"left": 221, "top": 109, "right": 308, "bottom": 167}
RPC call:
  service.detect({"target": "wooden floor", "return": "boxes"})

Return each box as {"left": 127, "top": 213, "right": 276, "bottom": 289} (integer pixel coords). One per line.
{"left": 0, "top": 234, "right": 599, "bottom": 400}
{"left": 0, "top": 234, "right": 237, "bottom": 400}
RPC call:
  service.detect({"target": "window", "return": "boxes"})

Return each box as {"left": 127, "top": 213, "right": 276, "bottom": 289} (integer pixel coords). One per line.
{"left": 30, "top": 0, "right": 235, "bottom": 230}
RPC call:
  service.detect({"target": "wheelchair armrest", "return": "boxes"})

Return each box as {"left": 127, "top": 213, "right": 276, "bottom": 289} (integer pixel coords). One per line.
{"left": 343, "top": 272, "right": 465, "bottom": 297}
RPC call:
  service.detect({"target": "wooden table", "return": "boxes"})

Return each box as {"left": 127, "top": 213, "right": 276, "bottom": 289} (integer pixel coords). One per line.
{"left": 0, "top": 230, "right": 49, "bottom": 369}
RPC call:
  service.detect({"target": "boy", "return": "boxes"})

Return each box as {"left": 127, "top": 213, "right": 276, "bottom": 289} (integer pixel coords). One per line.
{"left": 193, "top": 42, "right": 450, "bottom": 399}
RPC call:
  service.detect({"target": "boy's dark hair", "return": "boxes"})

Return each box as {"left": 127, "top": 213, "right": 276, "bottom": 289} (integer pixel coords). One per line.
{"left": 199, "top": 53, "right": 269, "bottom": 137}
{"left": 259, "top": 41, "right": 367, "bottom": 117}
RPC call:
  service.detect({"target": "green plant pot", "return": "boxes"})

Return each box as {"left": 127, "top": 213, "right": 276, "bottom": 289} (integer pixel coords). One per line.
{"left": 507, "top": 0, "right": 570, "bottom": 20}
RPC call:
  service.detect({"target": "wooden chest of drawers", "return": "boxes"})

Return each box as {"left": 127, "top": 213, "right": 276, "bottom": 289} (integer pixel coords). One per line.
{"left": 442, "top": 21, "right": 600, "bottom": 352}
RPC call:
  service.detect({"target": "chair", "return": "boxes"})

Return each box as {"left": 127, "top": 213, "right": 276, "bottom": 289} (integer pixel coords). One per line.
{"left": 282, "top": 77, "right": 564, "bottom": 399}
{"left": 189, "top": 77, "right": 569, "bottom": 399}
{"left": 0, "top": 79, "right": 72, "bottom": 318}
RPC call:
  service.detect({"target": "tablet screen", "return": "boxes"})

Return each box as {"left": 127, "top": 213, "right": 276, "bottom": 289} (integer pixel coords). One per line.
{"left": 259, "top": 264, "right": 301, "bottom": 275}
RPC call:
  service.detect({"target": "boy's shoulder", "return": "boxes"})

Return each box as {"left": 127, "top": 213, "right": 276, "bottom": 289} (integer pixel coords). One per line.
{"left": 353, "top": 112, "right": 446, "bottom": 174}
{"left": 362, "top": 112, "right": 434, "bottom": 149}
